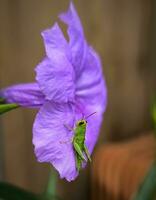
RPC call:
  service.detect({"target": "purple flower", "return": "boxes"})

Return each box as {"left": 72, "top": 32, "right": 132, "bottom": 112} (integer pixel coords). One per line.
{"left": 0, "top": 3, "right": 107, "bottom": 181}
{"left": 0, "top": 83, "right": 45, "bottom": 108}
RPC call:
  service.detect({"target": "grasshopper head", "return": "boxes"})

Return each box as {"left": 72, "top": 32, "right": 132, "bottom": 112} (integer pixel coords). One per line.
{"left": 77, "top": 119, "right": 87, "bottom": 127}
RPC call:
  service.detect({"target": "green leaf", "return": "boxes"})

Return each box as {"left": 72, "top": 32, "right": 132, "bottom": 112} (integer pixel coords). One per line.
{"left": 0, "top": 104, "right": 19, "bottom": 115}
{"left": 132, "top": 162, "right": 156, "bottom": 200}
{"left": 0, "top": 182, "right": 41, "bottom": 200}
{"left": 0, "top": 181, "right": 61, "bottom": 200}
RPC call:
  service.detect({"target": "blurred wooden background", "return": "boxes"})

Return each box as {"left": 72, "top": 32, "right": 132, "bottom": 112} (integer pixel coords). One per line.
{"left": 0, "top": 0, "right": 156, "bottom": 200}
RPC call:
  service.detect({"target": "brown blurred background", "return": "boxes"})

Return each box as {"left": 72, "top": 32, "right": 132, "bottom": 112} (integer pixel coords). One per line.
{"left": 0, "top": 0, "right": 156, "bottom": 200}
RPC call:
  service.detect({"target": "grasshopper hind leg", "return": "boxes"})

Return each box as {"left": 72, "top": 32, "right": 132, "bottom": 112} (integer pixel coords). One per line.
{"left": 84, "top": 144, "right": 91, "bottom": 162}
{"left": 75, "top": 153, "right": 82, "bottom": 172}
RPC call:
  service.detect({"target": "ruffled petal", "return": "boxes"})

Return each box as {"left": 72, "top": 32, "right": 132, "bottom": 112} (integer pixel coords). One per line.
{"left": 76, "top": 47, "right": 107, "bottom": 114}
{"left": 0, "top": 83, "right": 45, "bottom": 108}
{"left": 33, "top": 101, "right": 78, "bottom": 181}
{"left": 59, "top": 3, "right": 107, "bottom": 157}
{"left": 59, "top": 2, "right": 83, "bottom": 36}
{"left": 59, "top": 2, "right": 87, "bottom": 74}
{"left": 41, "top": 23, "right": 71, "bottom": 61}
{"left": 35, "top": 57, "right": 75, "bottom": 103}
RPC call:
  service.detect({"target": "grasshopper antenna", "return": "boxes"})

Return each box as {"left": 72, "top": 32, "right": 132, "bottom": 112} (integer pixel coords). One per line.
{"left": 85, "top": 112, "right": 97, "bottom": 119}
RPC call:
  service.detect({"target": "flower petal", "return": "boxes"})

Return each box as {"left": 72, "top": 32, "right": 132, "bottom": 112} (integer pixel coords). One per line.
{"left": 0, "top": 83, "right": 45, "bottom": 108}
{"left": 59, "top": 2, "right": 87, "bottom": 74}
{"left": 75, "top": 101, "right": 103, "bottom": 155}
{"left": 33, "top": 101, "right": 78, "bottom": 181}
{"left": 76, "top": 47, "right": 107, "bottom": 114}
{"left": 59, "top": 2, "right": 83, "bottom": 36}
{"left": 85, "top": 111, "right": 103, "bottom": 154}
{"left": 41, "top": 23, "right": 71, "bottom": 61}
{"left": 35, "top": 57, "right": 75, "bottom": 103}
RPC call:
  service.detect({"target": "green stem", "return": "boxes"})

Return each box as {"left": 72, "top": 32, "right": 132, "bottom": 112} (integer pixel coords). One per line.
{"left": 0, "top": 103, "right": 19, "bottom": 115}
{"left": 44, "top": 169, "right": 57, "bottom": 200}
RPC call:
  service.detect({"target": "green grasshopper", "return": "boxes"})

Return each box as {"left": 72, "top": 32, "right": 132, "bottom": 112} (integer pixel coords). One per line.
{"left": 64, "top": 112, "right": 96, "bottom": 172}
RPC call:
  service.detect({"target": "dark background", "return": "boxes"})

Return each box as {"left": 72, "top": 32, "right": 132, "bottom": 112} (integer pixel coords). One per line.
{"left": 0, "top": 0, "right": 156, "bottom": 199}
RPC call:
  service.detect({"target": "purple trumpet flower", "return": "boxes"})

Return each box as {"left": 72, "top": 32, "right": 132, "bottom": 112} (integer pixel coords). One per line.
{"left": 0, "top": 3, "right": 107, "bottom": 181}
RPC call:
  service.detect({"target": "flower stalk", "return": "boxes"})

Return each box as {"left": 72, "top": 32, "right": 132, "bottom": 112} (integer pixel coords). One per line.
{"left": 0, "top": 103, "right": 19, "bottom": 115}
{"left": 44, "top": 169, "right": 57, "bottom": 200}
